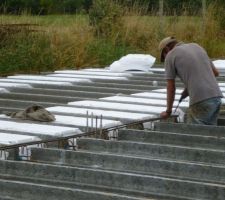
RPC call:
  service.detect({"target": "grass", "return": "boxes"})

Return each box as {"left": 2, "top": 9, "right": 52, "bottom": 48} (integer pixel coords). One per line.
{"left": 0, "top": 9, "right": 225, "bottom": 75}
{"left": 0, "top": 14, "right": 88, "bottom": 27}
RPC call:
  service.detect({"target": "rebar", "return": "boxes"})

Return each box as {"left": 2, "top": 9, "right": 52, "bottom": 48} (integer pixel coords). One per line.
{"left": 91, "top": 112, "right": 94, "bottom": 132}
{"left": 0, "top": 115, "right": 178, "bottom": 152}
{"left": 86, "top": 111, "right": 89, "bottom": 132}
{"left": 100, "top": 115, "right": 103, "bottom": 138}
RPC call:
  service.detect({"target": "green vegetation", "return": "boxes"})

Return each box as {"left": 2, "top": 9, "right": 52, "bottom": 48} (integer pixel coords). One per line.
{"left": 1, "top": 0, "right": 224, "bottom": 15}
{"left": 0, "top": 1, "right": 225, "bottom": 75}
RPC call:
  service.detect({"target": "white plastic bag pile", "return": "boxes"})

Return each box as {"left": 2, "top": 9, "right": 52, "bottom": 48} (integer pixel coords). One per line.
{"left": 109, "top": 54, "right": 156, "bottom": 72}
{"left": 213, "top": 60, "right": 225, "bottom": 76}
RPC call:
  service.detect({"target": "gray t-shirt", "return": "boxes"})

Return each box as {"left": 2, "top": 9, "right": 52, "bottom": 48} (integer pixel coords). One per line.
{"left": 165, "top": 43, "right": 223, "bottom": 105}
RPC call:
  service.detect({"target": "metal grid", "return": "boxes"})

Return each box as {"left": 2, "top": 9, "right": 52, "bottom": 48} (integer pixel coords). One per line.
{"left": 0, "top": 115, "right": 178, "bottom": 160}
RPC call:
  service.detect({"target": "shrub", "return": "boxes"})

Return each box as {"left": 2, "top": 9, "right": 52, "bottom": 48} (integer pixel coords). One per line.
{"left": 0, "top": 31, "right": 54, "bottom": 75}
{"left": 212, "top": 0, "right": 225, "bottom": 30}
{"left": 89, "top": 0, "right": 123, "bottom": 37}
{"left": 87, "top": 39, "right": 132, "bottom": 66}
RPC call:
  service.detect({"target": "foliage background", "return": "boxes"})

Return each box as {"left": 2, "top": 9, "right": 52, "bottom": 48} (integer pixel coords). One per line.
{"left": 1, "top": 0, "right": 224, "bottom": 15}
{"left": 0, "top": 0, "right": 225, "bottom": 75}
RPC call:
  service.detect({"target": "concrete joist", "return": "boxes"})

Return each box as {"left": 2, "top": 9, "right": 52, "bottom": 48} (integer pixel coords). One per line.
{"left": 1, "top": 160, "right": 225, "bottom": 200}
{"left": 76, "top": 138, "right": 225, "bottom": 165}
{"left": 31, "top": 147, "right": 225, "bottom": 185}
{"left": 0, "top": 67, "right": 225, "bottom": 200}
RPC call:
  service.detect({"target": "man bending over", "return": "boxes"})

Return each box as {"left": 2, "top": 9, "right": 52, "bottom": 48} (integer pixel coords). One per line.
{"left": 159, "top": 37, "right": 223, "bottom": 125}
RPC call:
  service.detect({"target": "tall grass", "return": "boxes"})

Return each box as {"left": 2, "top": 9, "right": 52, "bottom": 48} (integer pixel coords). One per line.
{"left": 0, "top": 3, "right": 225, "bottom": 75}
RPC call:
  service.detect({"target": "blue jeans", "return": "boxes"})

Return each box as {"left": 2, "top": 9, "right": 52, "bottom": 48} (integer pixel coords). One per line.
{"left": 187, "top": 97, "right": 221, "bottom": 125}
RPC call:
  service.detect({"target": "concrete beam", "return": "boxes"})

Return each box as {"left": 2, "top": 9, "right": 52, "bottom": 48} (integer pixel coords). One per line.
{"left": 79, "top": 82, "right": 163, "bottom": 91}
{"left": 0, "top": 92, "right": 85, "bottom": 104}
{"left": 1, "top": 160, "right": 225, "bottom": 200}
{"left": 31, "top": 148, "right": 225, "bottom": 184}
{"left": 118, "top": 129, "right": 225, "bottom": 150}
{"left": 154, "top": 122, "right": 225, "bottom": 137}
{"left": 32, "top": 84, "right": 143, "bottom": 95}
{"left": 0, "top": 99, "right": 64, "bottom": 111}
{"left": 77, "top": 138, "right": 225, "bottom": 165}
{"left": 0, "top": 179, "right": 147, "bottom": 200}
{"left": 9, "top": 88, "right": 115, "bottom": 99}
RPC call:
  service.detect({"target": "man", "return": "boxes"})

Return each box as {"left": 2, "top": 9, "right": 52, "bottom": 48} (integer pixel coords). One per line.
{"left": 159, "top": 36, "right": 223, "bottom": 125}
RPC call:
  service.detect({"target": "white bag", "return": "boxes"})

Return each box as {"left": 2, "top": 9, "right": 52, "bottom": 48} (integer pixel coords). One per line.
{"left": 213, "top": 60, "right": 225, "bottom": 71}
{"left": 109, "top": 54, "right": 156, "bottom": 72}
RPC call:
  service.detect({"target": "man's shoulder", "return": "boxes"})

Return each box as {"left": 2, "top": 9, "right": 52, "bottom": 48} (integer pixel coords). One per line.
{"left": 181, "top": 43, "right": 204, "bottom": 50}
{"left": 166, "top": 42, "right": 203, "bottom": 62}
{"left": 173, "top": 43, "right": 204, "bottom": 54}
{"left": 166, "top": 43, "right": 185, "bottom": 58}
{"left": 188, "top": 43, "right": 202, "bottom": 47}
{"left": 174, "top": 42, "right": 200, "bottom": 48}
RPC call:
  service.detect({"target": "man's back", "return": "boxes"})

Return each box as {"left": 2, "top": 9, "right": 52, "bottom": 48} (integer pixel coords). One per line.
{"left": 165, "top": 43, "right": 222, "bottom": 105}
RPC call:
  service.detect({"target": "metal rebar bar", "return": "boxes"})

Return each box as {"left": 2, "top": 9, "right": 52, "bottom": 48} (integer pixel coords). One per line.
{"left": 91, "top": 112, "right": 94, "bottom": 132}
{"left": 0, "top": 115, "right": 177, "bottom": 151}
{"left": 86, "top": 111, "right": 89, "bottom": 132}
{"left": 100, "top": 115, "right": 103, "bottom": 138}
{"left": 95, "top": 116, "right": 98, "bottom": 138}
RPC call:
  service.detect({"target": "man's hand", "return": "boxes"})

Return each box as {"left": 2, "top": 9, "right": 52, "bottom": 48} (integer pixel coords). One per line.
{"left": 160, "top": 111, "right": 171, "bottom": 119}
{"left": 180, "top": 88, "right": 189, "bottom": 101}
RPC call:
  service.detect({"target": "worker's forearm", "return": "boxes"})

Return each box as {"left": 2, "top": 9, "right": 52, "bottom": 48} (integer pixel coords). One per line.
{"left": 167, "top": 84, "right": 175, "bottom": 113}
{"left": 167, "top": 92, "right": 175, "bottom": 112}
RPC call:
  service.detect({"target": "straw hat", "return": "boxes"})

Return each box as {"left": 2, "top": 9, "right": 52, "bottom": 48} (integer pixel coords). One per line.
{"left": 159, "top": 36, "right": 177, "bottom": 62}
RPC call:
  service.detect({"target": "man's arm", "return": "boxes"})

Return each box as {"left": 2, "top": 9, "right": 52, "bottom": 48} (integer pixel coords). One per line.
{"left": 160, "top": 79, "right": 175, "bottom": 118}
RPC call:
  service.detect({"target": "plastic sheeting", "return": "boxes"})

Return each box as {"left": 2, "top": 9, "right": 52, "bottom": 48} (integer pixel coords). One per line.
{"left": 47, "top": 74, "right": 128, "bottom": 81}
{"left": 54, "top": 70, "right": 133, "bottom": 77}
{"left": 68, "top": 100, "right": 166, "bottom": 114}
{"left": 109, "top": 54, "right": 156, "bottom": 72}
{"left": 47, "top": 106, "right": 152, "bottom": 120}
{"left": 213, "top": 60, "right": 225, "bottom": 76}
{"left": 0, "top": 133, "right": 40, "bottom": 145}
{"left": 53, "top": 115, "right": 122, "bottom": 128}
{"left": 0, "top": 120, "right": 81, "bottom": 137}
{"left": 101, "top": 96, "right": 189, "bottom": 107}
{"left": 0, "top": 82, "right": 32, "bottom": 88}
{"left": 213, "top": 60, "right": 225, "bottom": 70}
{"left": 0, "top": 79, "right": 74, "bottom": 86}
{"left": 7, "top": 75, "right": 92, "bottom": 83}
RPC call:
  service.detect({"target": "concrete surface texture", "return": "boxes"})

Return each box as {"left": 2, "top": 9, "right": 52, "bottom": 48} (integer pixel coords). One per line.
{"left": 0, "top": 67, "right": 225, "bottom": 199}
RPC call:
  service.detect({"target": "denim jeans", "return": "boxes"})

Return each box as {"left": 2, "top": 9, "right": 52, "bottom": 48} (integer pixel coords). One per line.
{"left": 187, "top": 97, "right": 222, "bottom": 125}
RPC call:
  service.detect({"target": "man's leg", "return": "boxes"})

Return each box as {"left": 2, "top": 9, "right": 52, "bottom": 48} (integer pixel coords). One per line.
{"left": 187, "top": 97, "right": 221, "bottom": 125}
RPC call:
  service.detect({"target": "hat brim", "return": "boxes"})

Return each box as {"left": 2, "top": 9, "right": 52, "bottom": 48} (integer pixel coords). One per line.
{"left": 159, "top": 38, "right": 177, "bottom": 63}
